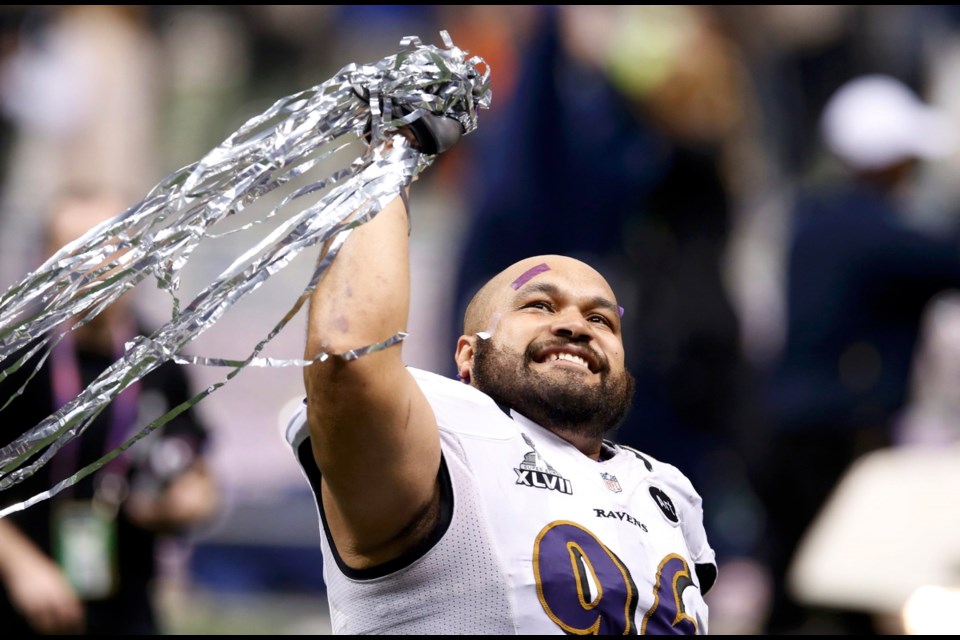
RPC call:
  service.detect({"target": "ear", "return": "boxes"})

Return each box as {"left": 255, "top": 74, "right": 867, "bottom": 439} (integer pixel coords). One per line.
{"left": 454, "top": 335, "right": 476, "bottom": 384}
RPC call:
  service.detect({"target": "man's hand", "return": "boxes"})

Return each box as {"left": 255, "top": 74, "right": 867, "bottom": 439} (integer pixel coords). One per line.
{"left": 400, "top": 109, "right": 464, "bottom": 155}
{"left": 360, "top": 89, "right": 464, "bottom": 155}
{"left": 124, "top": 462, "right": 219, "bottom": 535}
{"left": 1, "top": 542, "right": 85, "bottom": 634}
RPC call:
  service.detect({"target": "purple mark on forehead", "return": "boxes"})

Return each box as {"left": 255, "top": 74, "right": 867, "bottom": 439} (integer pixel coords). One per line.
{"left": 618, "top": 305, "right": 624, "bottom": 318}
{"left": 510, "top": 263, "right": 550, "bottom": 290}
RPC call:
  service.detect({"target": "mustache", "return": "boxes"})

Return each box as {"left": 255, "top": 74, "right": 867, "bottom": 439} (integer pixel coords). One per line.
{"left": 525, "top": 338, "right": 609, "bottom": 374}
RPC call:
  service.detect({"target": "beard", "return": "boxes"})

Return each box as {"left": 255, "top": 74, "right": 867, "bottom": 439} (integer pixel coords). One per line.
{"left": 472, "top": 337, "right": 635, "bottom": 440}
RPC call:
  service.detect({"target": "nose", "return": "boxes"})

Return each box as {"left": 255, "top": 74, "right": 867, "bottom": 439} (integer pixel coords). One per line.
{"left": 551, "top": 309, "right": 592, "bottom": 341}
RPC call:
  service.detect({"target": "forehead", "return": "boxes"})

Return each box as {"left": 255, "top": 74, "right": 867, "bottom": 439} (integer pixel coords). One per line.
{"left": 496, "top": 258, "right": 617, "bottom": 304}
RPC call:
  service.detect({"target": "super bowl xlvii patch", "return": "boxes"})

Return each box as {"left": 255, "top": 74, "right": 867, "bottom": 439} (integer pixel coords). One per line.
{"left": 514, "top": 433, "right": 573, "bottom": 495}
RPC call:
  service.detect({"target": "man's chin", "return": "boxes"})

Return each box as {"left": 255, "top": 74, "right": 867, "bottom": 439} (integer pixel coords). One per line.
{"left": 473, "top": 337, "right": 633, "bottom": 433}
{"left": 532, "top": 362, "right": 599, "bottom": 380}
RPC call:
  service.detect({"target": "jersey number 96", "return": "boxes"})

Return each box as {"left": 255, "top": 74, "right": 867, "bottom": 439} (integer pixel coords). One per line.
{"left": 533, "top": 521, "right": 698, "bottom": 635}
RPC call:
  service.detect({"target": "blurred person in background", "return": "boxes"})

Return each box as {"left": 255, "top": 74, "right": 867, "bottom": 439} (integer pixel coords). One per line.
{"left": 0, "top": 5, "right": 161, "bottom": 289}
{"left": 719, "top": 6, "right": 935, "bottom": 180}
{"left": 0, "top": 188, "right": 219, "bottom": 635}
{"left": 759, "top": 73, "right": 960, "bottom": 635}
{"left": 893, "top": 291, "right": 960, "bottom": 448}
{"left": 783, "top": 290, "right": 960, "bottom": 636}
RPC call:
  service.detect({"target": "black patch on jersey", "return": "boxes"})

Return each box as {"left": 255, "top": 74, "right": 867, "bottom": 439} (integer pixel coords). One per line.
{"left": 649, "top": 486, "right": 679, "bottom": 524}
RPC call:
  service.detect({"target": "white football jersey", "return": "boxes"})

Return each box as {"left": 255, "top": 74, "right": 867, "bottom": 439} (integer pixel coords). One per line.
{"left": 285, "top": 367, "right": 717, "bottom": 634}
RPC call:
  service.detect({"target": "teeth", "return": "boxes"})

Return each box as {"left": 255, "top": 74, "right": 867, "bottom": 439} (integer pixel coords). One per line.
{"left": 551, "top": 352, "right": 588, "bottom": 368}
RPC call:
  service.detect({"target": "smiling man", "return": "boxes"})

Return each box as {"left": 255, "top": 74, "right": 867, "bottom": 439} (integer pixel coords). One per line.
{"left": 285, "top": 125, "right": 716, "bottom": 635}
{"left": 461, "top": 257, "right": 637, "bottom": 453}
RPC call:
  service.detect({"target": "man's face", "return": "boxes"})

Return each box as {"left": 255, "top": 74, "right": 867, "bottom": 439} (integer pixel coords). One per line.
{"left": 466, "top": 259, "right": 635, "bottom": 439}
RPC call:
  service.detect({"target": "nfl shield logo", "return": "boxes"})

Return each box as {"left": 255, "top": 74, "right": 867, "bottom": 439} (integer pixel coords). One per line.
{"left": 601, "top": 472, "right": 622, "bottom": 493}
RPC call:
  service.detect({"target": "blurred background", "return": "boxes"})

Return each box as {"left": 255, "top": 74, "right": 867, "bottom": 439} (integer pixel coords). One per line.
{"left": 1, "top": 5, "right": 960, "bottom": 635}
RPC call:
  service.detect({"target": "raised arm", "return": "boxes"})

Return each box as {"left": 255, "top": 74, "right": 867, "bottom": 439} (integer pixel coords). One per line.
{"left": 302, "top": 136, "right": 446, "bottom": 569}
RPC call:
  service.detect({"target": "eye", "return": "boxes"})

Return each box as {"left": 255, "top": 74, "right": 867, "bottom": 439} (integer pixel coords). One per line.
{"left": 588, "top": 314, "right": 614, "bottom": 328}
{"left": 523, "top": 300, "right": 553, "bottom": 312}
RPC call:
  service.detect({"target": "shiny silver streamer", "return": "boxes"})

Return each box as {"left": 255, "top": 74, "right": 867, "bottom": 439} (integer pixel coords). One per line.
{"left": 0, "top": 31, "right": 491, "bottom": 516}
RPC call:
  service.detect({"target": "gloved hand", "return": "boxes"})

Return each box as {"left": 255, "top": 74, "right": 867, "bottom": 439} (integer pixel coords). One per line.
{"left": 398, "top": 106, "right": 464, "bottom": 155}
{"left": 358, "top": 89, "right": 464, "bottom": 155}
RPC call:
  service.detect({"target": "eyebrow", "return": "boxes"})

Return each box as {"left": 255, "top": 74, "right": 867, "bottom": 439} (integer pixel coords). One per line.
{"left": 514, "top": 282, "right": 621, "bottom": 318}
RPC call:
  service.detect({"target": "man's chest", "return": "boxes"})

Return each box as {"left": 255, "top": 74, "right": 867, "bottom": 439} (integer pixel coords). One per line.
{"left": 459, "top": 434, "right": 709, "bottom": 634}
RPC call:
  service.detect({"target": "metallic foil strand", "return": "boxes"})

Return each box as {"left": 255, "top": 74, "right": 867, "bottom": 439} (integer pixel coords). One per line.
{"left": 0, "top": 31, "right": 490, "bottom": 516}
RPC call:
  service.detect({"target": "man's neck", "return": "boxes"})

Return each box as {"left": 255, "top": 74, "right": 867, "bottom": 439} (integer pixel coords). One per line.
{"left": 490, "top": 396, "right": 608, "bottom": 461}
{"left": 549, "top": 427, "right": 604, "bottom": 461}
